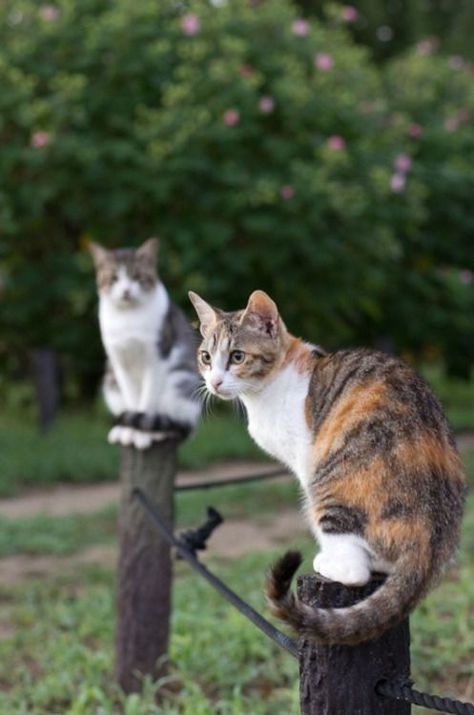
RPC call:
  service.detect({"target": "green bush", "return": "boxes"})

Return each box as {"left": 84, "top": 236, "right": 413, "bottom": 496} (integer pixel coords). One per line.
{"left": 0, "top": 0, "right": 472, "bottom": 396}
{"left": 381, "top": 50, "right": 474, "bottom": 375}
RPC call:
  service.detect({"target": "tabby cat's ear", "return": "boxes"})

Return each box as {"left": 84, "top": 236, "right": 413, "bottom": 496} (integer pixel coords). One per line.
{"left": 241, "top": 290, "right": 280, "bottom": 338}
{"left": 137, "top": 237, "right": 159, "bottom": 263}
{"left": 188, "top": 292, "right": 220, "bottom": 337}
{"left": 89, "top": 242, "right": 109, "bottom": 267}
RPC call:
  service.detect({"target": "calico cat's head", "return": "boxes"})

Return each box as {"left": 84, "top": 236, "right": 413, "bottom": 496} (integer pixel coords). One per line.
{"left": 189, "top": 290, "right": 289, "bottom": 400}
{"left": 89, "top": 238, "right": 158, "bottom": 308}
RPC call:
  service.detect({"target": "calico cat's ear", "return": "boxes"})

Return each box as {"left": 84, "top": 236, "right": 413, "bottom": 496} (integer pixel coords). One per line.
{"left": 89, "top": 242, "right": 109, "bottom": 267}
{"left": 188, "top": 291, "right": 220, "bottom": 336}
{"left": 137, "top": 237, "right": 159, "bottom": 263}
{"left": 241, "top": 290, "right": 280, "bottom": 338}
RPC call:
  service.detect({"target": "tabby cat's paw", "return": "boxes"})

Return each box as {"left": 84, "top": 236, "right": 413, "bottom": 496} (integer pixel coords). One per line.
{"left": 150, "top": 431, "right": 170, "bottom": 443}
{"left": 108, "top": 426, "right": 123, "bottom": 444}
{"left": 132, "top": 431, "right": 153, "bottom": 450}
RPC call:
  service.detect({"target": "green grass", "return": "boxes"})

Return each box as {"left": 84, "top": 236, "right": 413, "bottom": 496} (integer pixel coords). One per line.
{"left": 0, "top": 366, "right": 471, "bottom": 496}
{"left": 0, "top": 478, "right": 298, "bottom": 558}
{"left": 0, "top": 492, "right": 472, "bottom": 715}
{"left": 0, "top": 405, "right": 263, "bottom": 497}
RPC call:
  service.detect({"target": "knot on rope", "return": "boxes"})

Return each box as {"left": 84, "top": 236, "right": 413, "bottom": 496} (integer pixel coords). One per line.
{"left": 177, "top": 507, "right": 224, "bottom": 557}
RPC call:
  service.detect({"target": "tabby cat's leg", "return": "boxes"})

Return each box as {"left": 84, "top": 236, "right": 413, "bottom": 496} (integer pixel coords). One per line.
{"left": 103, "top": 361, "right": 136, "bottom": 446}
{"left": 313, "top": 531, "right": 371, "bottom": 586}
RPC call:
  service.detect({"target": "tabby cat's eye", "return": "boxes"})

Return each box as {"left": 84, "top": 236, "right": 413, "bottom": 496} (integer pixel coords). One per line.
{"left": 200, "top": 351, "right": 212, "bottom": 365}
{"left": 230, "top": 350, "right": 246, "bottom": 365}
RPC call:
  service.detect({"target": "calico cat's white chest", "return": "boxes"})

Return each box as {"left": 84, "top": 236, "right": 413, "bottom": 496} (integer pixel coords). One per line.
{"left": 242, "top": 366, "right": 313, "bottom": 486}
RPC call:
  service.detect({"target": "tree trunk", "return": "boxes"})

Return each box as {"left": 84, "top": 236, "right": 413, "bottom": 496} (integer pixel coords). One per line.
{"left": 116, "top": 439, "right": 178, "bottom": 693}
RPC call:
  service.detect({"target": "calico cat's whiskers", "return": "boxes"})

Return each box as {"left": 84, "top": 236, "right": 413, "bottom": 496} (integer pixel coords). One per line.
{"left": 194, "top": 382, "right": 216, "bottom": 418}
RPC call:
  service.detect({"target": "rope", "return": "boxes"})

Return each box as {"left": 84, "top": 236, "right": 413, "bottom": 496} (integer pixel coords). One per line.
{"left": 133, "top": 488, "right": 298, "bottom": 658}
{"left": 135, "top": 489, "right": 474, "bottom": 715}
{"left": 175, "top": 467, "right": 288, "bottom": 492}
{"left": 376, "top": 680, "right": 474, "bottom": 715}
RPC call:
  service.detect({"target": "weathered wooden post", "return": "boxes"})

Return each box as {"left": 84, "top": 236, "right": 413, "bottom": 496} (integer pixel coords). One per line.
{"left": 116, "top": 438, "right": 178, "bottom": 693}
{"left": 298, "top": 574, "right": 411, "bottom": 715}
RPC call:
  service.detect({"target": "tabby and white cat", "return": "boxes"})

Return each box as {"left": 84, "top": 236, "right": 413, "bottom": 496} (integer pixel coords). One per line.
{"left": 90, "top": 238, "right": 200, "bottom": 449}
{"left": 189, "top": 289, "right": 465, "bottom": 644}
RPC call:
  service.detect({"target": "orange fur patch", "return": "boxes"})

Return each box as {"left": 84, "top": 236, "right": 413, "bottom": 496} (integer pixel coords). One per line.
{"left": 395, "top": 433, "right": 464, "bottom": 483}
{"left": 312, "top": 382, "right": 388, "bottom": 465}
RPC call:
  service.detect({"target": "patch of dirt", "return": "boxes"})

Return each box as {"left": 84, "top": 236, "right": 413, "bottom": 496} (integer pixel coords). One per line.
{"left": 0, "top": 510, "right": 303, "bottom": 586}
{"left": 0, "top": 460, "right": 282, "bottom": 519}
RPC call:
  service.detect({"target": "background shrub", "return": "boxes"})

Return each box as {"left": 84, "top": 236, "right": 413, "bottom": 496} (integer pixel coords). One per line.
{"left": 0, "top": 0, "right": 472, "bottom": 406}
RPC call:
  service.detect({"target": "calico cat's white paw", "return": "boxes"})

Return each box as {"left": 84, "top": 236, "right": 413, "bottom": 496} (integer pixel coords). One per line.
{"left": 313, "top": 551, "right": 371, "bottom": 586}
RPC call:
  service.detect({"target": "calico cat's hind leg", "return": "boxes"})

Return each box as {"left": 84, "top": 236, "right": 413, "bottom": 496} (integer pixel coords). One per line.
{"left": 313, "top": 532, "right": 371, "bottom": 586}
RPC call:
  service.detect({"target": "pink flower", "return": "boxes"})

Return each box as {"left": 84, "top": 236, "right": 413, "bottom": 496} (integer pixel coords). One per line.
{"left": 315, "top": 53, "right": 334, "bottom": 71}
{"left": 31, "top": 131, "right": 51, "bottom": 148}
{"left": 258, "top": 96, "right": 275, "bottom": 113}
{"left": 449, "top": 55, "right": 464, "bottom": 70}
{"left": 327, "top": 135, "right": 346, "bottom": 151}
{"left": 341, "top": 5, "right": 358, "bottom": 22}
{"left": 444, "top": 116, "right": 459, "bottom": 132}
{"left": 292, "top": 18, "right": 310, "bottom": 36}
{"left": 457, "top": 108, "right": 471, "bottom": 123}
{"left": 394, "top": 154, "right": 412, "bottom": 173}
{"left": 239, "top": 64, "right": 254, "bottom": 78}
{"left": 416, "top": 37, "right": 438, "bottom": 55}
{"left": 408, "top": 123, "right": 423, "bottom": 138}
{"left": 223, "top": 109, "right": 240, "bottom": 127}
{"left": 459, "top": 270, "right": 473, "bottom": 285}
{"left": 181, "top": 14, "right": 201, "bottom": 36}
{"left": 390, "top": 173, "right": 406, "bottom": 193}
{"left": 39, "top": 5, "right": 59, "bottom": 21}
{"left": 280, "top": 185, "right": 295, "bottom": 200}
{"left": 359, "top": 101, "right": 376, "bottom": 114}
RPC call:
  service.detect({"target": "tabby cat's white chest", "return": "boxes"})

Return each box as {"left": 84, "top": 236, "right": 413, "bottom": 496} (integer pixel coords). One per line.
{"left": 241, "top": 366, "right": 313, "bottom": 487}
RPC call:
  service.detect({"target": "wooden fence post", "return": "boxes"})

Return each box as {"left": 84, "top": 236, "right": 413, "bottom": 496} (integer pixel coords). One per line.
{"left": 116, "top": 438, "right": 178, "bottom": 693}
{"left": 298, "top": 574, "right": 411, "bottom": 715}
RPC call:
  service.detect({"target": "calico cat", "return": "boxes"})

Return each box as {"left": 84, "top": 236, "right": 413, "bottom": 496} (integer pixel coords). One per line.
{"left": 189, "top": 289, "right": 465, "bottom": 644}
{"left": 90, "top": 238, "right": 200, "bottom": 449}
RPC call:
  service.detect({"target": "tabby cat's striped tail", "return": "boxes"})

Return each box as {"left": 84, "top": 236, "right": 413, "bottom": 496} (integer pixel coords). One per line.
{"left": 266, "top": 550, "right": 431, "bottom": 645}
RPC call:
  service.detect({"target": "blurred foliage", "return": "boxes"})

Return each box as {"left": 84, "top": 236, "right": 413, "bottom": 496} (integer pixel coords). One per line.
{"left": 0, "top": 0, "right": 472, "bottom": 402}
{"left": 297, "top": 1, "right": 474, "bottom": 62}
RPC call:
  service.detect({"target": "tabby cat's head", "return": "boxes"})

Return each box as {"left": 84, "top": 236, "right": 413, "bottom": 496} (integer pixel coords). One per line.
{"left": 189, "top": 290, "right": 289, "bottom": 400}
{"left": 89, "top": 238, "right": 158, "bottom": 308}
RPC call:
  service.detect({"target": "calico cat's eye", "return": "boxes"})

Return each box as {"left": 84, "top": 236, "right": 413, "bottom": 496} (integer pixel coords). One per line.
{"left": 200, "top": 351, "right": 212, "bottom": 365}
{"left": 230, "top": 350, "right": 246, "bottom": 365}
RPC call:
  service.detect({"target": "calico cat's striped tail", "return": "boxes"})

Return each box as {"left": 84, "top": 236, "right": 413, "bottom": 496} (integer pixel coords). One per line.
{"left": 266, "top": 550, "right": 431, "bottom": 645}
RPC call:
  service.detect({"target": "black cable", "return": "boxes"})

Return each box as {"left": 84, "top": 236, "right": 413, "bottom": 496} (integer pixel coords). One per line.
{"left": 133, "top": 488, "right": 298, "bottom": 657}
{"left": 175, "top": 467, "right": 288, "bottom": 492}
{"left": 135, "top": 489, "right": 474, "bottom": 715}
